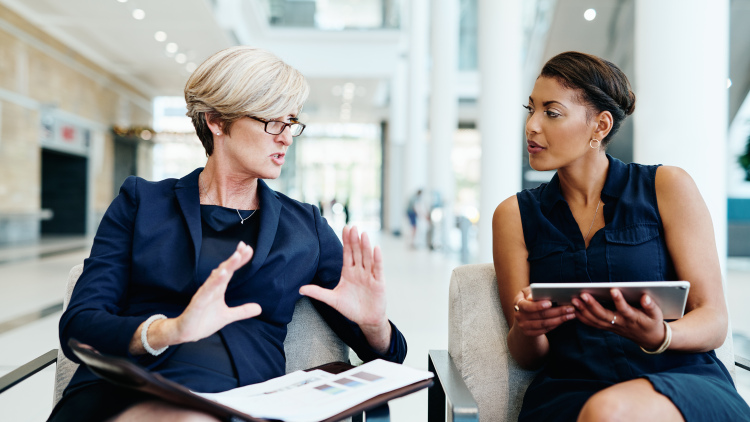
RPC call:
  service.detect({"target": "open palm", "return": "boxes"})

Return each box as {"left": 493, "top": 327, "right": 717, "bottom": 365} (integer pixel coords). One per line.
{"left": 300, "top": 226, "right": 387, "bottom": 330}
{"left": 175, "top": 241, "right": 262, "bottom": 343}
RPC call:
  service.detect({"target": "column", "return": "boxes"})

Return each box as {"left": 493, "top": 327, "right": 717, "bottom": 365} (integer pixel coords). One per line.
{"left": 429, "top": 0, "right": 459, "bottom": 250}
{"left": 477, "top": 0, "right": 524, "bottom": 263}
{"left": 385, "top": 47, "right": 409, "bottom": 235}
{"left": 403, "top": 0, "right": 429, "bottom": 224}
{"left": 634, "top": 0, "right": 729, "bottom": 267}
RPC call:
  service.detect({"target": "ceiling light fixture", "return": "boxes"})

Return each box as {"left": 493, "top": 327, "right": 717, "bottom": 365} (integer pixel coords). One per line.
{"left": 166, "top": 43, "right": 178, "bottom": 53}
{"left": 154, "top": 31, "right": 167, "bottom": 42}
{"left": 584, "top": 8, "right": 596, "bottom": 21}
{"left": 132, "top": 9, "right": 145, "bottom": 20}
{"left": 117, "top": 0, "right": 127, "bottom": 3}
{"left": 175, "top": 53, "right": 187, "bottom": 64}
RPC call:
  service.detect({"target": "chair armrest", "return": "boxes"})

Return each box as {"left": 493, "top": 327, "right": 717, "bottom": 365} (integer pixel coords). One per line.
{"left": 736, "top": 354, "right": 750, "bottom": 372}
{"left": 0, "top": 349, "right": 58, "bottom": 394}
{"left": 428, "top": 350, "right": 479, "bottom": 422}
{"left": 351, "top": 403, "right": 390, "bottom": 422}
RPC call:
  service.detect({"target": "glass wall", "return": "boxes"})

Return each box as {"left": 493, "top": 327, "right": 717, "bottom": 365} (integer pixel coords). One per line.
{"left": 264, "top": 0, "right": 401, "bottom": 29}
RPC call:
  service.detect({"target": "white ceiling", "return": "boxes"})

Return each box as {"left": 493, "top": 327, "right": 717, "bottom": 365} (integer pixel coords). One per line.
{"left": 0, "top": 0, "right": 400, "bottom": 125}
{"left": 1, "top": 0, "right": 233, "bottom": 97}
{"left": 2, "top": 0, "right": 748, "bottom": 125}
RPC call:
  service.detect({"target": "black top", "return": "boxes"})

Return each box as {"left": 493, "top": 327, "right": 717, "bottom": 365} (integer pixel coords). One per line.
{"left": 515, "top": 155, "right": 750, "bottom": 421}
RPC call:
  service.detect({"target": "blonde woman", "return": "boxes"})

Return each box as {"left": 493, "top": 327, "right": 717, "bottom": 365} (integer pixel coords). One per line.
{"left": 49, "top": 46, "right": 406, "bottom": 422}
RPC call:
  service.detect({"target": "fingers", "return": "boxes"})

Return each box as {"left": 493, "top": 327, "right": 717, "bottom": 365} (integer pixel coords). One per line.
{"left": 221, "top": 242, "right": 254, "bottom": 272}
{"left": 227, "top": 303, "right": 262, "bottom": 323}
{"left": 517, "top": 312, "right": 575, "bottom": 336}
{"left": 342, "top": 226, "right": 354, "bottom": 267}
{"left": 611, "top": 289, "right": 638, "bottom": 321}
{"left": 372, "top": 246, "right": 384, "bottom": 282}
{"left": 640, "top": 294, "right": 663, "bottom": 320}
{"left": 360, "top": 231, "right": 373, "bottom": 272}
{"left": 515, "top": 301, "right": 575, "bottom": 336}
{"left": 204, "top": 242, "right": 253, "bottom": 290}
{"left": 349, "top": 226, "right": 362, "bottom": 268}
{"left": 299, "top": 284, "right": 338, "bottom": 308}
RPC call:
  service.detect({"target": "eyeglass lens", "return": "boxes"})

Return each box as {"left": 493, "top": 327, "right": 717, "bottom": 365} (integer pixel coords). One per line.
{"left": 266, "top": 121, "right": 304, "bottom": 137}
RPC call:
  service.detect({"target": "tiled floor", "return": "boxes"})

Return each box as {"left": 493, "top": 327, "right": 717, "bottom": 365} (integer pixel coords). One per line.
{"left": 0, "top": 234, "right": 748, "bottom": 421}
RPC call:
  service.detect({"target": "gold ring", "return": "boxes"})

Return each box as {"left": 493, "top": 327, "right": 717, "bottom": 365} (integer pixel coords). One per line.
{"left": 611, "top": 315, "right": 617, "bottom": 325}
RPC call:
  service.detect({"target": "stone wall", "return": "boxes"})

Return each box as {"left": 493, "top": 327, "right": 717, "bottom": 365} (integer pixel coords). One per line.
{"left": 0, "top": 4, "right": 152, "bottom": 243}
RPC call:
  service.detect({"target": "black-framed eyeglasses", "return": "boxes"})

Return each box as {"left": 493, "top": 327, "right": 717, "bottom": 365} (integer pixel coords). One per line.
{"left": 248, "top": 116, "right": 306, "bottom": 137}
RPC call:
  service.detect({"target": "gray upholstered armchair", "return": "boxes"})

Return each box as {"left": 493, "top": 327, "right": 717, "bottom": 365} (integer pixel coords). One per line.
{"left": 0, "top": 264, "right": 357, "bottom": 413}
{"left": 427, "top": 263, "right": 750, "bottom": 422}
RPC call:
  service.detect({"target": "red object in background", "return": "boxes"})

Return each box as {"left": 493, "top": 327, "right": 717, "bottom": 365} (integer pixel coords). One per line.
{"left": 62, "top": 126, "right": 75, "bottom": 142}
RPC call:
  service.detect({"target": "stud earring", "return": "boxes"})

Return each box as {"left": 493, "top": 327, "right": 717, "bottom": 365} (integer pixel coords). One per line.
{"left": 216, "top": 132, "right": 221, "bottom": 136}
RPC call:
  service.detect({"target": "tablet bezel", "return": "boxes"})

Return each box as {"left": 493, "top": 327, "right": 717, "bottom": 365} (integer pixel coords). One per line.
{"left": 528, "top": 281, "right": 690, "bottom": 319}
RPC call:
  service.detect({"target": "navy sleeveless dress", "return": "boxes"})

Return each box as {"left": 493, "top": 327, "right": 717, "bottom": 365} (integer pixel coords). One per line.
{"left": 516, "top": 155, "right": 750, "bottom": 421}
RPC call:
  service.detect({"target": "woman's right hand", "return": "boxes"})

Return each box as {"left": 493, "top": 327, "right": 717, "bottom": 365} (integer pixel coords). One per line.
{"left": 512, "top": 287, "right": 576, "bottom": 337}
{"left": 174, "top": 241, "right": 262, "bottom": 343}
{"left": 129, "top": 241, "right": 262, "bottom": 355}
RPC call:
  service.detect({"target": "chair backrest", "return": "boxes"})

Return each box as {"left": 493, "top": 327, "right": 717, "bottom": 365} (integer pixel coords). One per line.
{"left": 54, "top": 264, "right": 348, "bottom": 405}
{"left": 447, "top": 263, "right": 736, "bottom": 422}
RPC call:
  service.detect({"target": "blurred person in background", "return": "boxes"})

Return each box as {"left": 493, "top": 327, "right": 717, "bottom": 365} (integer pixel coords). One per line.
{"left": 49, "top": 46, "right": 407, "bottom": 422}
{"left": 406, "top": 189, "right": 425, "bottom": 248}
{"left": 493, "top": 51, "right": 750, "bottom": 421}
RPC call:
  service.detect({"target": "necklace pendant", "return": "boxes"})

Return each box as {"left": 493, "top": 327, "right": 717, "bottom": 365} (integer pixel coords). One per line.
{"left": 240, "top": 219, "right": 244, "bottom": 224}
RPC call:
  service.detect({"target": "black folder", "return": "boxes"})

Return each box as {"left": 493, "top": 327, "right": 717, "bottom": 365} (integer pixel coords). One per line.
{"left": 68, "top": 339, "right": 432, "bottom": 422}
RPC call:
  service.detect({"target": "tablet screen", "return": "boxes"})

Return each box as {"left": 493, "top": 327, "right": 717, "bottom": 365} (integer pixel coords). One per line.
{"left": 529, "top": 281, "right": 690, "bottom": 319}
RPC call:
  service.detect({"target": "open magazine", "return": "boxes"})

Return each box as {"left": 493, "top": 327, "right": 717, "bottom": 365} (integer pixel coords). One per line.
{"left": 68, "top": 339, "right": 433, "bottom": 422}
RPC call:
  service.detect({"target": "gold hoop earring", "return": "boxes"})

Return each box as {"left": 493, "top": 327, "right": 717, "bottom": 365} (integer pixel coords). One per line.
{"left": 590, "top": 138, "right": 601, "bottom": 149}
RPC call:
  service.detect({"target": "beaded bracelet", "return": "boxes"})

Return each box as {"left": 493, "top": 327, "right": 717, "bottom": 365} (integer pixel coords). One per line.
{"left": 141, "top": 314, "right": 168, "bottom": 356}
{"left": 640, "top": 320, "right": 672, "bottom": 355}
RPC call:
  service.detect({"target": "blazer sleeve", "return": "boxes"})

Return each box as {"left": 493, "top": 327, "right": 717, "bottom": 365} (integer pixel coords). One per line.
{"left": 59, "top": 176, "right": 150, "bottom": 363}
{"left": 309, "top": 206, "right": 407, "bottom": 364}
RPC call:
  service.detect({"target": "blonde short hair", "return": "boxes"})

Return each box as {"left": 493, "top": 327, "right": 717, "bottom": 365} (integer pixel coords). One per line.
{"left": 185, "top": 46, "right": 309, "bottom": 155}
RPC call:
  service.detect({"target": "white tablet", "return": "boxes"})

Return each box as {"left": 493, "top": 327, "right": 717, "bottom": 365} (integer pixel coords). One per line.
{"left": 529, "top": 281, "right": 690, "bottom": 319}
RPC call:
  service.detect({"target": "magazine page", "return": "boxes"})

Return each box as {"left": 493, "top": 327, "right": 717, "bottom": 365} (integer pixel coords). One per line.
{"left": 196, "top": 360, "right": 433, "bottom": 422}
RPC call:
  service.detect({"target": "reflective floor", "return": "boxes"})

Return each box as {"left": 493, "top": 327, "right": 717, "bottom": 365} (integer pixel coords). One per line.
{"left": 0, "top": 233, "right": 748, "bottom": 421}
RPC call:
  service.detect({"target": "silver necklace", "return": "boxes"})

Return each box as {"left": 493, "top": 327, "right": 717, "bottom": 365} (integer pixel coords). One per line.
{"left": 200, "top": 173, "right": 258, "bottom": 224}
{"left": 584, "top": 199, "right": 602, "bottom": 241}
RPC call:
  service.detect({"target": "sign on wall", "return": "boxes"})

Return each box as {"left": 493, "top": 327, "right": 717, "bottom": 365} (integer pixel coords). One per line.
{"left": 39, "top": 109, "right": 91, "bottom": 156}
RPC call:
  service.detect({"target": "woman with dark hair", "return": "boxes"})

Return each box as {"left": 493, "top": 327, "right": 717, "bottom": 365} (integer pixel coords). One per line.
{"left": 493, "top": 51, "right": 750, "bottom": 421}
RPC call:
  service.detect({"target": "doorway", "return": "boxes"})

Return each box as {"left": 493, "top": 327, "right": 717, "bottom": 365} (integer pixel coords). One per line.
{"left": 41, "top": 149, "right": 87, "bottom": 234}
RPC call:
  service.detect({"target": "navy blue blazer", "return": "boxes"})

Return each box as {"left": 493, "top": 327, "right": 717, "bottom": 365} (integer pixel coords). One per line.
{"left": 60, "top": 168, "right": 406, "bottom": 393}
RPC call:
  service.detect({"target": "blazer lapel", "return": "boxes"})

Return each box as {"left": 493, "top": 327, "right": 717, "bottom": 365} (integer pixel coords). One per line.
{"left": 174, "top": 168, "right": 203, "bottom": 282}
{"left": 245, "top": 179, "right": 281, "bottom": 279}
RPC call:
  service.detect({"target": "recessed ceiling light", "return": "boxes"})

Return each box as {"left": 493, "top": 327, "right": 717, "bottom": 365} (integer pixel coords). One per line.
{"left": 175, "top": 53, "right": 187, "bottom": 64}
{"left": 584, "top": 8, "right": 596, "bottom": 21}
{"left": 132, "top": 9, "right": 145, "bottom": 20}
{"left": 154, "top": 31, "right": 167, "bottom": 42}
{"left": 117, "top": 0, "right": 127, "bottom": 3}
{"left": 166, "top": 43, "right": 178, "bottom": 53}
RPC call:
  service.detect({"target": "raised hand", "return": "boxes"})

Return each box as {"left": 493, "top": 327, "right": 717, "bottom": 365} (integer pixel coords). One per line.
{"left": 174, "top": 241, "right": 262, "bottom": 343}
{"left": 299, "top": 226, "right": 391, "bottom": 353}
{"left": 513, "top": 287, "right": 576, "bottom": 337}
{"left": 572, "top": 289, "right": 666, "bottom": 349}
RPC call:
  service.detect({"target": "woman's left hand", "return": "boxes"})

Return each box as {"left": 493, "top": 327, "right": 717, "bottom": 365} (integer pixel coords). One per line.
{"left": 299, "top": 226, "right": 391, "bottom": 353}
{"left": 572, "top": 289, "right": 668, "bottom": 350}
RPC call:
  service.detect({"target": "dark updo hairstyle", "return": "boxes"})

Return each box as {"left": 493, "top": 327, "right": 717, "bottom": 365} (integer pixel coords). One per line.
{"left": 540, "top": 51, "right": 636, "bottom": 146}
